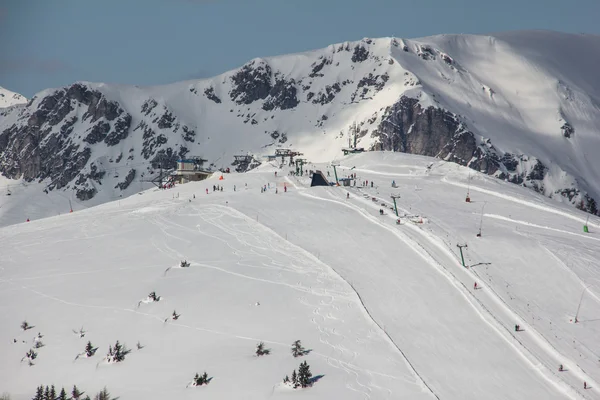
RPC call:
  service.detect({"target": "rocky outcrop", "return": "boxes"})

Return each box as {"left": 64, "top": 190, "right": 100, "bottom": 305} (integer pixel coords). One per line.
{"left": 115, "top": 169, "right": 136, "bottom": 190}
{"left": 374, "top": 96, "right": 482, "bottom": 168}
{"left": 229, "top": 60, "right": 272, "bottom": 105}
{"left": 262, "top": 77, "right": 299, "bottom": 111}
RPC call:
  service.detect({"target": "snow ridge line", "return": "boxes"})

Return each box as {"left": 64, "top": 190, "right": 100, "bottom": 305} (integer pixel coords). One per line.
{"left": 339, "top": 188, "right": 596, "bottom": 399}
{"left": 303, "top": 187, "right": 586, "bottom": 399}
{"left": 442, "top": 177, "right": 600, "bottom": 229}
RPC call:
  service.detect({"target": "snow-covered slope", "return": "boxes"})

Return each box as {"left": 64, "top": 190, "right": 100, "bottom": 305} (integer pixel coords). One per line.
{"left": 2, "top": 152, "right": 599, "bottom": 399}
{"left": 1, "top": 30, "right": 599, "bottom": 225}
{"left": 0, "top": 86, "right": 27, "bottom": 108}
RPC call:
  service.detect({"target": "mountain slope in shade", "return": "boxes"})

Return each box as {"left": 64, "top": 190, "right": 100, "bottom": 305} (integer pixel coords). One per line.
{"left": 0, "top": 86, "right": 27, "bottom": 108}
{"left": 0, "top": 30, "right": 599, "bottom": 226}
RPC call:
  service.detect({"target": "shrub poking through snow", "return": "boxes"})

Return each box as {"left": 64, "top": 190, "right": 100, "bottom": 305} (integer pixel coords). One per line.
{"left": 136, "top": 341, "right": 144, "bottom": 350}
{"left": 291, "top": 340, "right": 307, "bottom": 357}
{"left": 24, "top": 349, "right": 37, "bottom": 361}
{"left": 148, "top": 291, "right": 161, "bottom": 302}
{"left": 180, "top": 260, "right": 190, "bottom": 268}
{"left": 106, "top": 341, "right": 130, "bottom": 363}
{"left": 21, "top": 321, "right": 33, "bottom": 331}
{"left": 255, "top": 341, "right": 270, "bottom": 356}
{"left": 85, "top": 341, "right": 97, "bottom": 357}
{"left": 192, "top": 372, "right": 210, "bottom": 386}
{"left": 33, "top": 340, "right": 45, "bottom": 349}
{"left": 172, "top": 310, "right": 180, "bottom": 320}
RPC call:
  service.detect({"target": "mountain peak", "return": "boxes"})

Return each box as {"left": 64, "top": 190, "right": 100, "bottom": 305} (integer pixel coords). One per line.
{"left": 0, "top": 86, "right": 27, "bottom": 108}
{"left": 0, "top": 30, "right": 599, "bottom": 219}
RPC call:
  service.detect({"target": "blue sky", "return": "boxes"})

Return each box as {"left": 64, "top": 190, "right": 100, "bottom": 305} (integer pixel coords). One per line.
{"left": 2, "top": 0, "right": 599, "bottom": 97}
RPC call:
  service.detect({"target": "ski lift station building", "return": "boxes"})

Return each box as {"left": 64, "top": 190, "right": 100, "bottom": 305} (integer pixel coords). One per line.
{"left": 172, "top": 158, "right": 212, "bottom": 184}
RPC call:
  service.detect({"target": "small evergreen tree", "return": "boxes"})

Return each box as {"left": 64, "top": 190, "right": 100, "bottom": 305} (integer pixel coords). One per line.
{"left": 255, "top": 341, "right": 270, "bottom": 356}
{"left": 291, "top": 340, "right": 306, "bottom": 357}
{"left": 291, "top": 370, "right": 299, "bottom": 388}
{"left": 136, "top": 341, "right": 144, "bottom": 350}
{"left": 71, "top": 385, "right": 84, "bottom": 400}
{"left": 85, "top": 341, "right": 96, "bottom": 357}
{"left": 108, "top": 340, "right": 130, "bottom": 362}
{"left": 172, "top": 310, "right": 180, "bottom": 320}
{"left": 57, "top": 388, "right": 68, "bottom": 400}
{"left": 33, "top": 385, "right": 44, "bottom": 400}
{"left": 298, "top": 361, "right": 313, "bottom": 388}
{"left": 43, "top": 386, "right": 50, "bottom": 400}
{"left": 49, "top": 386, "right": 56, "bottom": 400}
{"left": 93, "top": 387, "right": 114, "bottom": 400}
{"left": 34, "top": 340, "right": 45, "bottom": 349}
{"left": 21, "top": 321, "right": 32, "bottom": 331}
{"left": 283, "top": 375, "right": 290, "bottom": 384}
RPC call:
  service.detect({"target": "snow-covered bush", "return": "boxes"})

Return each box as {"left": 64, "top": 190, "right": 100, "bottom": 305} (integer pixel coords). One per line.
{"left": 85, "top": 341, "right": 97, "bottom": 357}
{"left": 291, "top": 340, "right": 307, "bottom": 357}
{"left": 255, "top": 341, "right": 270, "bottom": 356}
{"left": 191, "top": 372, "right": 210, "bottom": 386}
{"left": 106, "top": 341, "right": 130, "bottom": 363}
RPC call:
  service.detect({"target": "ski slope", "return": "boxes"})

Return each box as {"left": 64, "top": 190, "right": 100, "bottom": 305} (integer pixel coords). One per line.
{"left": 1, "top": 152, "right": 599, "bottom": 399}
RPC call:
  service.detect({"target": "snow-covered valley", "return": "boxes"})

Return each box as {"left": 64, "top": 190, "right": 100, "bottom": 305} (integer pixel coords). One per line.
{"left": 1, "top": 152, "right": 599, "bottom": 399}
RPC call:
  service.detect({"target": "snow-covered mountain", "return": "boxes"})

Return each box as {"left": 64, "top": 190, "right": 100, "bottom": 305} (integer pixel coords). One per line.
{"left": 1, "top": 30, "right": 599, "bottom": 217}
{"left": 0, "top": 86, "right": 27, "bottom": 108}
{"left": 2, "top": 153, "right": 599, "bottom": 399}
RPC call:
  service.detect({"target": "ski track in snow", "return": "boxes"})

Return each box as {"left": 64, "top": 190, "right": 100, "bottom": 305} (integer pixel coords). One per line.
{"left": 290, "top": 182, "right": 594, "bottom": 400}
{"left": 443, "top": 177, "right": 600, "bottom": 229}
{"left": 4, "top": 204, "right": 416, "bottom": 399}
{"left": 148, "top": 202, "right": 422, "bottom": 398}
{"left": 285, "top": 178, "right": 441, "bottom": 399}
{"left": 483, "top": 213, "right": 600, "bottom": 242}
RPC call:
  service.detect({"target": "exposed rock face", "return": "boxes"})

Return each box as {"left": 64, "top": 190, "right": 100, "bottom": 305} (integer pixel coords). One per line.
{"left": 351, "top": 45, "right": 369, "bottom": 62}
{"left": 374, "top": 96, "right": 482, "bottom": 169}
{"left": 262, "top": 78, "right": 299, "bottom": 111}
{"left": 0, "top": 36, "right": 597, "bottom": 216}
{"left": 0, "top": 83, "right": 198, "bottom": 201}
{"left": 229, "top": 60, "right": 273, "bottom": 105}
{"left": 115, "top": 169, "right": 136, "bottom": 190}
{"left": 204, "top": 87, "right": 222, "bottom": 104}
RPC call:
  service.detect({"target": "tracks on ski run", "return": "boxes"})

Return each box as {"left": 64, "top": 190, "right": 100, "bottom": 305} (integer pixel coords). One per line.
{"left": 297, "top": 184, "right": 595, "bottom": 399}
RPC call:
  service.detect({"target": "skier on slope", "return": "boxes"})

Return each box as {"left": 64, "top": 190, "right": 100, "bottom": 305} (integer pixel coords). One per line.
{"left": 474, "top": 282, "right": 478, "bottom": 290}
{"left": 347, "top": 193, "right": 349, "bottom": 199}
{"left": 559, "top": 364, "right": 564, "bottom": 372}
